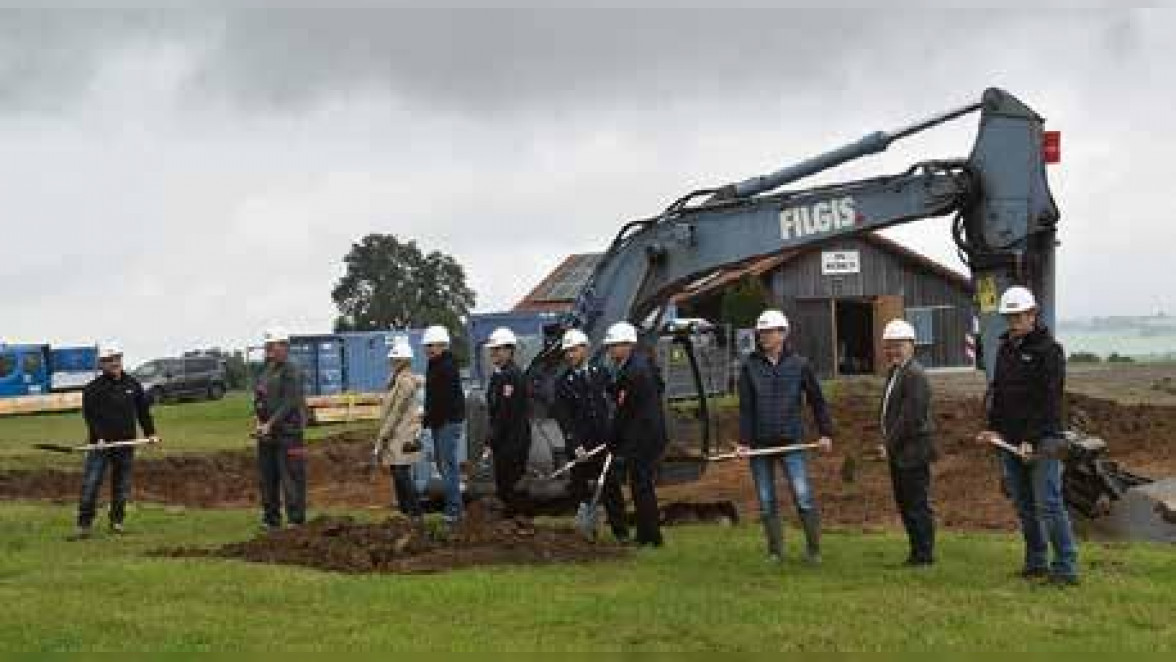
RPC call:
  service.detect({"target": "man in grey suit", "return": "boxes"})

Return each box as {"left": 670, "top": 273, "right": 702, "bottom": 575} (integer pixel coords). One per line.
{"left": 878, "top": 319, "right": 937, "bottom": 566}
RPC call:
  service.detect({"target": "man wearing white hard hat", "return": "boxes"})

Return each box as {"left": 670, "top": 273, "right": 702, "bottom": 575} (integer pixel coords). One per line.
{"left": 375, "top": 340, "right": 424, "bottom": 526}
{"left": 975, "top": 286, "right": 1078, "bottom": 586}
{"left": 253, "top": 327, "right": 308, "bottom": 531}
{"left": 737, "top": 309, "right": 833, "bottom": 565}
{"left": 878, "top": 319, "right": 937, "bottom": 567}
{"left": 69, "top": 343, "right": 160, "bottom": 540}
{"left": 553, "top": 328, "right": 627, "bottom": 541}
{"left": 603, "top": 321, "right": 667, "bottom": 547}
{"left": 484, "top": 327, "right": 533, "bottom": 518}
{"left": 421, "top": 324, "right": 465, "bottom": 528}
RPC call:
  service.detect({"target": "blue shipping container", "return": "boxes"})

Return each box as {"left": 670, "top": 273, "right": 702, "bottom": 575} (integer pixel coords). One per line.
{"left": 0, "top": 344, "right": 51, "bottom": 397}
{"left": 288, "top": 335, "right": 345, "bottom": 396}
{"left": 339, "top": 329, "right": 426, "bottom": 393}
{"left": 49, "top": 346, "right": 99, "bottom": 391}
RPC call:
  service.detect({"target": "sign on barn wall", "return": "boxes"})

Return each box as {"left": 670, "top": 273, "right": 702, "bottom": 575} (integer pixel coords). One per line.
{"left": 821, "top": 250, "right": 860, "bottom": 275}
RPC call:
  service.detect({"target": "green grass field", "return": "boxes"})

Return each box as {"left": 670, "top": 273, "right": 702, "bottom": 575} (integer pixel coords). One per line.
{"left": 0, "top": 394, "right": 363, "bottom": 470}
{"left": 1, "top": 501, "right": 1173, "bottom": 652}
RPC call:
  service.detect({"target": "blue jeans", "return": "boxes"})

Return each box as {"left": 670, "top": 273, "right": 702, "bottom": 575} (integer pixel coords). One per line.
{"left": 750, "top": 450, "right": 816, "bottom": 517}
{"left": 1001, "top": 451, "right": 1078, "bottom": 579}
{"left": 432, "top": 422, "right": 464, "bottom": 522}
{"left": 77, "top": 447, "right": 134, "bottom": 528}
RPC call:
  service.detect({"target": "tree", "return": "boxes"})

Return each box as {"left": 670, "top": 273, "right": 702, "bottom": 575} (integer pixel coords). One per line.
{"left": 1069, "top": 351, "right": 1102, "bottom": 364}
{"left": 331, "top": 234, "right": 476, "bottom": 360}
{"left": 720, "top": 275, "right": 771, "bottom": 328}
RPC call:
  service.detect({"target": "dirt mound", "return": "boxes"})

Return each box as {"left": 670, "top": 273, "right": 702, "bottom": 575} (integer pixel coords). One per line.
{"left": 157, "top": 501, "right": 627, "bottom": 574}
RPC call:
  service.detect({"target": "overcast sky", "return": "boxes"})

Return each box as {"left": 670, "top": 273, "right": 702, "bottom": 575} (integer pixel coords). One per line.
{"left": 1, "top": 8, "right": 1172, "bottom": 363}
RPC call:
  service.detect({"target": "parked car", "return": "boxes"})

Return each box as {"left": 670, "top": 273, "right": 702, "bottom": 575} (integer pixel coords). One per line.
{"left": 133, "top": 355, "right": 227, "bottom": 404}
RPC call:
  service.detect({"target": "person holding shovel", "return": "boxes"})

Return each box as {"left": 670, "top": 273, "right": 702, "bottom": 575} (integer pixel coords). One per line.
{"left": 254, "top": 327, "right": 308, "bottom": 532}
{"left": 975, "top": 286, "right": 1078, "bottom": 586}
{"left": 603, "top": 321, "right": 667, "bottom": 548}
{"left": 553, "top": 328, "right": 627, "bottom": 542}
{"left": 737, "top": 309, "right": 834, "bottom": 565}
{"left": 375, "top": 340, "right": 424, "bottom": 527}
{"left": 68, "top": 343, "right": 160, "bottom": 540}
{"left": 483, "top": 327, "right": 533, "bottom": 518}
{"left": 878, "top": 319, "right": 937, "bottom": 567}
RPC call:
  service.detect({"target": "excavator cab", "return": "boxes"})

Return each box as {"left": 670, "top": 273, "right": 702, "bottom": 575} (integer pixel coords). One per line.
{"left": 656, "top": 317, "right": 718, "bottom": 486}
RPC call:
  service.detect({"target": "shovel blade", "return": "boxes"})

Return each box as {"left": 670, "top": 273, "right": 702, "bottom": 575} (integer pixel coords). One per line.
{"left": 574, "top": 502, "right": 599, "bottom": 540}
{"left": 33, "top": 443, "right": 77, "bottom": 454}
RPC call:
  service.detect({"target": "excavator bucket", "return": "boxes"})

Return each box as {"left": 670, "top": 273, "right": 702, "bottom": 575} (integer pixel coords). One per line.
{"left": 1064, "top": 435, "right": 1176, "bottom": 543}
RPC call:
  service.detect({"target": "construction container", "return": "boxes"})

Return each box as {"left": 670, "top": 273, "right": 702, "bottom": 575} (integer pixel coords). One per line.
{"left": 288, "top": 335, "right": 345, "bottom": 396}
{"left": 49, "top": 346, "right": 99, "bottom": 391}
{"left": 339, "top": 329, "right": 426, "bottom": 392}
{"left": 0, "top": 344, "right": 51, "bottom": 397}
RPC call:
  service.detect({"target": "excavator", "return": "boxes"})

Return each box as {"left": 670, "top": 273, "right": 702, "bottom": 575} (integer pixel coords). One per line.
{"left": 460, "top": 88, "right": 1172, "bottom": 541}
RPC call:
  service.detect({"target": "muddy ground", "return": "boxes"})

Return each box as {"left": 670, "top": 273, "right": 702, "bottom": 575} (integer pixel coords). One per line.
{"left": 4, "top": 379, "right": 1176, "bottom": 535}
{"left": 157, "top": 500, "right": 627, "bottom": 574}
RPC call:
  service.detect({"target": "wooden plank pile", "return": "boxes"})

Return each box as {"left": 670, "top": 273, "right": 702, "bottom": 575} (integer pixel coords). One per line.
{"left": 0, "top": 391, "right": 83, "bottom": 417}
{"left": 305, "top": 393, "right": 382, "bottom": 425}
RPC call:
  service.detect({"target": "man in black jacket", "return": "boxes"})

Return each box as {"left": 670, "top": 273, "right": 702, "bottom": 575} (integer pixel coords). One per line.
{"left": 976, "top": 286, "right": 1078, "bottom": 586}
{"left": 553, "top": 329, "right": 628, "bottom": 541}
{"left": 603, "top": 321, "right": 666, "bottom": 547}
{"left": 738, "top": 309, "right": 834, "bottom": 565}
{"left": 878, "top": 319, "right": 937, "bottom": 567}
{"left": 70, "top": 343, "right": 159, "bottom": 540}
{"left": 254, "top": 328, "right": 308, "bottom": 531}
{"left": 484, "top": 327, "right": 532, "bottom": 517}
{"left": 423, "top": 324, "right": 466, "bottom": 527}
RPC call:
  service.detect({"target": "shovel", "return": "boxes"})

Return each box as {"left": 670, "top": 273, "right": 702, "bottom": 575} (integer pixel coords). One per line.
{"left": 985, "top": 435, "right": 1032, "bottom": 461}
{"left": 706, "top": 443, "right": 819, "bottom": 462}
{"left": 574, "top": 452, "right": 614, "bottom": 540}
{"left": 34, "top": 438, "right": 158, "bottom": 454}
{"left": 547, "top": 444, "right": 606, "bottom": 479}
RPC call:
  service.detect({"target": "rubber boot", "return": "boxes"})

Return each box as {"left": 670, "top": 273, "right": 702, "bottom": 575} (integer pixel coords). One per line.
{"left": 761, "top": 515, "right": 784, "bottom": 562}
{"left": 800, "top": 510, "right": 822, "bottom": 565}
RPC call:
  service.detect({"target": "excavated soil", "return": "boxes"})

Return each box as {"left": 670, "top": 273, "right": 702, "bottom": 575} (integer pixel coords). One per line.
{"left": 156, "top": 500, "right": 627, "bottom": 574}
{"left": 5, "top": 379, "right": 1176, "bottom": 535}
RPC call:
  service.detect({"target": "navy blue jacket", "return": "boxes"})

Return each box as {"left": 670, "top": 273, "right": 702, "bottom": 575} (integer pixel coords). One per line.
{"left": 987, "top": 325, "right": 1065, "bottom": 446}
{"left": 553, "top": 363, "right": 612, "bottom": 452}
{"left": 738, "top": 347, "right": 833, "bottom": 447}
{"left": 608, "top": 352, "right": 667, "bottom": 460}
{"left": 486, "top": 361, "right": 532, "bottom": 454}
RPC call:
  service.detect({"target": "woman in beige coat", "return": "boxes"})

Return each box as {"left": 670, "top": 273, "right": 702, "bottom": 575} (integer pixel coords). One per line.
{"left": 376, "top": 341, "right": 425, "bottom": 523}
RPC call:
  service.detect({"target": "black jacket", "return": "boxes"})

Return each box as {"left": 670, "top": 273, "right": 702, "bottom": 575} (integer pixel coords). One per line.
{"left": 553, "top": 363, "right": 612, "bottom": 452}
{"left": 987, "top": 325, "right": 1065, "bottom": 446}
{"left": 879, "top": 359, "right": 937, "bottom": 468}
{"left": 738, "top": 347, "right": 833, "bottom": 447}
{"left": 254, "top": 359, "right": 306, "bottom": 436}
{"left": 486, "top": 361, "right": 532, "bottom": 454}
{"left": 608, "top": 352, "right": 667, "bottom": 460}
{"left": 424, "top": 350, "right": 465, "bottom": 429}
{"left": 82, "top": 372, "right": 156, "bottom": 444}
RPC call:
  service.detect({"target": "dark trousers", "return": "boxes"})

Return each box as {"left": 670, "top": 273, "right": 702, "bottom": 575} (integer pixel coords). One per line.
{"left": 571, "top": 457, "right": 628, "bottom": 538}
{"left": 889, "top": 462, "right": 935, "bottom": 562}
{"left": 492, "top": 445, "right": 529, "bottom": 516}
{"left": 390, "top": 465, "right": 422, "bottom": 518}
{"left": 77, "top": 447, "right": 134, "bottom": 528}
{"left": 618, "top": 454, "right": 663, "bottom": 546}
{"left": 257, "top": 436, "right": 307, "bottom": 527}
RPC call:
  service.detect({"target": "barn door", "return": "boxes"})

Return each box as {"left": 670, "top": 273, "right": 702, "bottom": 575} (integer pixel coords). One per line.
{"left": 792, "top": 299, "right": 835, "bottom": 379}
{"left": 872, "top": 295, "right": 905, "bottom": 375}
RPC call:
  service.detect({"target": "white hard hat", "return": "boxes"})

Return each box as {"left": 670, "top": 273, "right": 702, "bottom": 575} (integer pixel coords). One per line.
{"left": 755, "top": 309, "right": 790, "bottom": 332}
{"left": 882, "top": 319, "right": 917, "bottom": 342}
{"left": 999, "top": 286, "right": 1038, "bottom": 315}
{"left": 561, "top": 329, "right": 590, "bottom": 351}
{"left": 485, "top": 327, "right": 518, "bottom": 349}
{"left": 98, "top": 343, "right": 123, "bottom": 359}
{"left": 387, "top": 342, "right": 414, "bottom": 360}
{"left": 603, "top": 321, "right": 638, "bottom": 346}
{"left": 422, "top": 325, "right": 451, "bottom": 345}
{"left": 263, "top": 327, "right": 290, "bottom": 344}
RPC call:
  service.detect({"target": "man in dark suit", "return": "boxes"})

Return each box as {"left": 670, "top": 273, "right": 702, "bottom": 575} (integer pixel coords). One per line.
{"left": 603, "top": 321, "right": 667, "bottom": 547}
{"left": 878, "top": 319, "right": 937, "bottom": 567}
